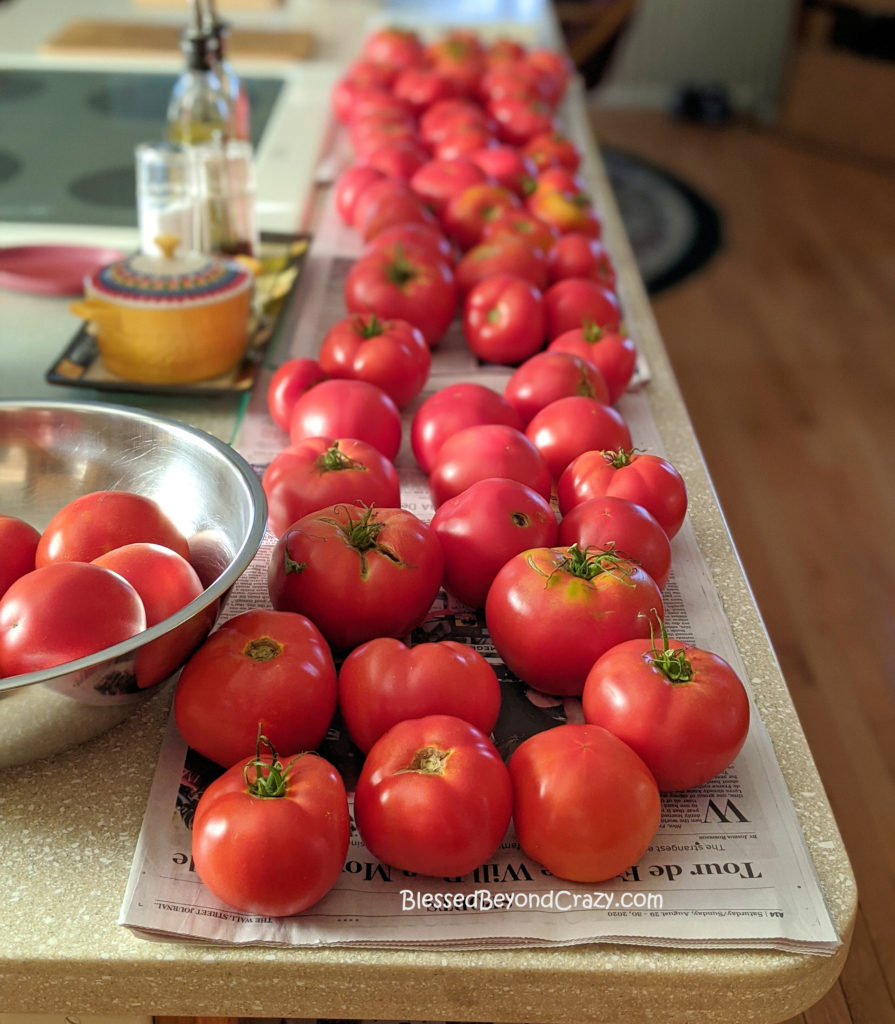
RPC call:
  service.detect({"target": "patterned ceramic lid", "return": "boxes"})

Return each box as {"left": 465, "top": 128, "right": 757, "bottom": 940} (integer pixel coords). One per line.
{"left": 87, "top": 235, "right": 252, "bottom": 307}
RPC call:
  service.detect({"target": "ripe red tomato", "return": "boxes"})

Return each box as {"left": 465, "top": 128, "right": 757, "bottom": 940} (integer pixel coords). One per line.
{"left": 526, "top": 185, "right": 602, "bottom": 238}
{"left": 92, "top": 542, "right": 211, "bottom": 688}
{"left": 487, "top": 95, "right": 558, "bottom": 147}
{"left": 361, "top": 25, "right": 425, "bottom": 69}
{"left": 462, "top": 273, "right": 546, "bottom": 366}
{"left": 558, "top": 496, "right": 672, "bottom": 590}
{"left": 356, "top": 185, "right": 438, "bottom": 243}
{"left": 543, "top": 277, "right": 621, "bottom": 339}
{"left": 338, "top": 638, "right": 501, "bottom": 752}
{"left": 268, "top": 504, "right": 443, "bottom": 651}
{"left": 288, "top": 378, "right": 402, "bottom": 462}
{"left": 344, "top": 246, "right": 457, "bottom": 348}
{"left": 525, "top": 396, "right": 632, "bottom": 480}
{"left": 547, "top": 325, "right": 636, "bottom": 404}
{"left": 441, "top": 182, "right": 522, "bottom": 251}
{"left": 430, "top": 477, "right": 558, "bottom": 608}
{"left": 433, "top": 122, "right": 498, "bottom": 162}
{"left": 481, "top": 209, "right": 559, "bottom": 255}
{"left": 546, "top": 233, "right": 616, "bottom": 290}
{"left": 419, "top": 98, "right": 489, "bottom": 148}
{"left": 508, "top": 723, "right": 661, "bottom": 882}
{"left": 557, "top": 447, "right": 689, "bottom": 538}
{"left": 584, "top": 627, "right": 751, "bottom": 791}
{"left": 392, "top": 66, "right": 461, "bottom": 115}
{"left": 485, "top": 544, "right": 664, "bottom": 696}
{"left": 35, "top": 490, "right": 190, "bottom": 566}
{"left": 363, "top": 222, "right": 455, "bottom": 267}
{"left": 333, "top": 164, "right": 386, "bottom": 225}
{"left": 0, "top": 515, "right": 40, "bottom": 599}
{"left": 0, "top": 562, "right": 146, "bottom": 676}
{"left": 267, "top": 357, "right": 327, "bottom": 434}
{"left": 174, "top": 609, "right": 338, "bottom": 767}
{"left": 429, "top": 423, "right": 552, "bottom": 507}
{"left": 522, "top": 129, "right": 581, "bottom": 172}
{"left": 409, "top": 157, "right": 491, "bottom": 217}
{"left": 262, "top": 437, "right": 401, "bottom": 539}
{"left": 454, "top": 236, "right": 548, "bottom": 295}
{"left": 504, "top": 350, "right": 609, "bottom": 426}
{"left": 359, "top": 138, "right": 430, "bottom": 183}
{"left": 318, "top": 313, "right": 431, "bottom": 408}
{"left": 192, "top": 739, "right": 350, "bottom": 916}
{"left": 469, "top": 144, "right": 538, "bottom": 196}
{"left": 410, "top": 382, "right": 522, "bottom": 475}
{"left": 353, "top": 714, "right": 513, "bottom": 877}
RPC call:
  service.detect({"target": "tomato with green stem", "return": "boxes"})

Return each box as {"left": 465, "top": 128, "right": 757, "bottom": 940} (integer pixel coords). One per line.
{"left": 582, "top": 618, "right": 751, "bottom": 791}
{"left": 485, "top": 543, "right": 663, "bottom": 696}
{"left": 191, "top": 731, "right": 350, "bottom": 916}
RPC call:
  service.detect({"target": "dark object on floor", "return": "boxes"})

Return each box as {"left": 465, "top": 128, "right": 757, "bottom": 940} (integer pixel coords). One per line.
{"left": 553, "top": 0, "right": 636, "bottom": 89}
{"left": 601, "top": 147, "right": 723, "bottom": 294}
{"left": 671, "top": 83, "right": 732, "bottom": 126}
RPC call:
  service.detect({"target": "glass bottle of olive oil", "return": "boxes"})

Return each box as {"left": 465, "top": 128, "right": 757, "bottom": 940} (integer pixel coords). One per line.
{"left": 206, "top": 0, "right": 251, "bottom": 142}
{"left": 166, "top": 0, "right": 231, "bottom": 145}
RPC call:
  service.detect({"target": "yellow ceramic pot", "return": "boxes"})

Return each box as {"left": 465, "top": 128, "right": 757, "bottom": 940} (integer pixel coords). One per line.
{"left": 71, "top": 236, "right": 253, "bottom": 385}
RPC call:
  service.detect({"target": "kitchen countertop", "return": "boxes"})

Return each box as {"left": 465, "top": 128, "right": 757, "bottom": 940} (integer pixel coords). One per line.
{"left": 0, "top": 2, "right": 856, "bottom": 1021}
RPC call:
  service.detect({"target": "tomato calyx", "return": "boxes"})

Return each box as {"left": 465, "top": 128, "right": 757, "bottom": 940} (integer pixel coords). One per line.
{"left": 243, "top": 636, "right": 283, "bottom": 662}
{"left": 316, "top": 442, "right": 369, "bottom": 475}
{"left": 353, "top": 314, "right": 386, "bottom": 339}
{"left": 324, "top": 504, "right": 405, "bottom": 575}
{"left": 386, "top": 254, "right": 420, "bottom": 289}
{"left": 548, "top": 543, "right": 636, "bottom": 586}
{"left": 580, "top": 320, "right": 606, "bottom": 343}
{"left": 646, "top": 614, "right": 694, "bottom": 684}
{"left": 600, "top": 446, "right": 638, "bottom": 469}
{"left": 243, "top": 728, "right": 304, "bottom": 800}
{"left": 396, "top": 744, "right": 453, "bottom": 776}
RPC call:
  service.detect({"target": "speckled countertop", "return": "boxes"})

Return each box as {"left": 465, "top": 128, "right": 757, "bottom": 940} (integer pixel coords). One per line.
{"left": 0, "top": 4, "right": 855, "bottom": 1021}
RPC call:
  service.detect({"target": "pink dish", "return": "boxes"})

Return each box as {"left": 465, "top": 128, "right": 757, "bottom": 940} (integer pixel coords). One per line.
{"left": 0, "top": 245, "right": 127, "bottom": 297}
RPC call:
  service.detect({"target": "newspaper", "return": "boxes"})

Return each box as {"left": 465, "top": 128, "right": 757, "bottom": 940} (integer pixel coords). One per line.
{"left": 119, "top": 119, "right": 840, "bottom": 956}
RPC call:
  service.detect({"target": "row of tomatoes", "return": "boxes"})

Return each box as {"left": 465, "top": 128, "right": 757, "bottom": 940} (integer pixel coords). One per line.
{"left": 178, "top": 25, "right": 752, "bottom": 919}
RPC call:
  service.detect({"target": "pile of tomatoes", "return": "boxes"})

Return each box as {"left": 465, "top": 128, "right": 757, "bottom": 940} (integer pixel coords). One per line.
{"left": 0, "top": 492, "right": 212, "bottom": 689}
{"left": 174, "top": 24, "right": 754, "bottom": 921}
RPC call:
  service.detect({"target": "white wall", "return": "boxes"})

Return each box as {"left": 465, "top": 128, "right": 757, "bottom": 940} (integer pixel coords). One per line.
{"left": 595, "top": 0, "right": 799, "bottom": 121}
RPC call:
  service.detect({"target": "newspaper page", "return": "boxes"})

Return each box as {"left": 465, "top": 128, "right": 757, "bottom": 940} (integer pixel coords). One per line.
{"left": 120, "top": 109, "right": 840, "bottom": 955}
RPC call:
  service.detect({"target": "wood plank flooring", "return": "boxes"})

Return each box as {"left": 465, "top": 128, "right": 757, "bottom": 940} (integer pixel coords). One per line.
{"left": 587, "top": 106, "right": 895, "bottom": 1024}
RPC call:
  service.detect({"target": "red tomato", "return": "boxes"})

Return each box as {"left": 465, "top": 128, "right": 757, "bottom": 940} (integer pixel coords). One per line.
{"left": 410, "top": 382, "right": 522, "bottom": 475}
{"left": 364, "top": 222, "right": 455, "bottom": 267}
{"left": 462, "top": 273, "right": 546, "bottom": 366}
{"left": 174, "top": 609, "right": 338, "bottom": 767}
{"left": 504, "top": 350, "right": 609, "bottom": 426}
{"left": 392, "top": 66, "right": 461, "bottom": 115}
{"left": 454, "top": 235, "right": 548, "bottom": 295}
{"left": 558, "top": 496, "right": 672, "bottom": 590}
{"left": 469, "top": 145, "right": 538, "bottom": 197}
{"left": 35, "top": 490, "right": 189, "bottom": 567}
{"left": 481, "top": 208, "right": 559, "bottom": 256}
{"left": 478, "top": 63, "right": 545, "bottom": 106}
{"left": 268, "top": 504, "right": 444, "bottom": 650}
{"left": 583, "top": 629, "right": 751, "bottom": 791}
{"left": 526, "top": 185, "right": 602, "bottom": 238}
{"left": 419, "top": 98, "right": 490, "bottom": 148}
{"left": 359, "top": 138, "right": 431, "bottom": 184}
{"left": 92, "top": 542, "right": 211, "bottom": 689}
{"left": 0, "top": 562, "right": 146, "bottom": 676}
{"left": 192, "top": 738, "right": 349, "bottom": 916}
{"left": 525, "top": 396, "right": 633, "bottom": 481}
{"left": 350, "top": 178, "right": 417, "bottom": 236}
{"left": 524, "top": 48, "right": 573, "bottom": 106}
{"left": 543, "top": 277, "right": 621, "bottom": 339}
{"left": 0, "top": 515, "right": 40, "bottom": 599}
{"left": 353, "top": 714, "right": 513, "bottom": 877}
{"left": 409, "top": 157, "right": 491, "bottom": 218}
{"left": 433, "top": 122, "right": 497, "bottom": 162}
{"left": 356, "top": 186, "right": 438, "bottom": 244}
{"left": 547, "top": 325, "right": 636, "bottom": 404}
{"left": 267, "top": 357, "right": 327, "bottom": 433}
{"left": 429, "top": 423, "right": 552, "bottom": 508}
{"left": 485, "top": 544, "right": 664, "bottom": 695}
{"left": 441, "top": 182, "right": 522, "bottom": 251}
{"left": 318, "top": 313, "right": 431, "bottom": 408}
{"left": 262, "top": 437, "right": 400, "bottom": 539}
{"left": 344, "top": 247, "right": 457, "bottom": 348}
{"left": 362, "top": 26, "right": 425, "bottom": 69}
{"left": 487, "top": 95, "right": 558, "bottom": 146}
{"left": 333, "top": 164, "right": 386, "bottom": 225}
{"left": 547, "top": 233, "right": 617, "bottom": 290}
{"left": 557, "top": 447, "right": 689, "bottom": 538}
{"left": 508, "top": 723, "right": 661, "bottom": 882}
{"left": 288, "top": 379, "right": 402, "bottom": 462}
{"left": 430, "top": 477, "right": 558, "bottom": 608}
{"left": 338, "top": 638, "right": 501, "bottom": 752}
{"left": 522, "top": 129, "right": 581, "bottom": 172}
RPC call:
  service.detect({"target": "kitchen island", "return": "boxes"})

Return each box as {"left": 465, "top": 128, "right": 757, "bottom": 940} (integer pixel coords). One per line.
{"left": 0, "top": 2, "right": 855, "bottom": 1021}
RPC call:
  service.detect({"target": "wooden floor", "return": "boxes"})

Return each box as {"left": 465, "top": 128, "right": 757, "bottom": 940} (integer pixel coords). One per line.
{"left": 588, "top": 107, "right": 895, "bottom": 1024}
{"left": 154, "top": 111, "right": 895, "bottom": 1024}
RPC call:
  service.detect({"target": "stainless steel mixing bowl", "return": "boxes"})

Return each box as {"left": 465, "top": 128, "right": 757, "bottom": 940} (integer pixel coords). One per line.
{"left": 0, "top": 399, "right": 267, "bottom": 767}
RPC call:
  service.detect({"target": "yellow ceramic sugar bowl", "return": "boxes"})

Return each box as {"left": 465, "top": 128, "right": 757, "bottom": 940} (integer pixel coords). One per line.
{"left": 71, "top": 235, "right": 253, "bottom": 385}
